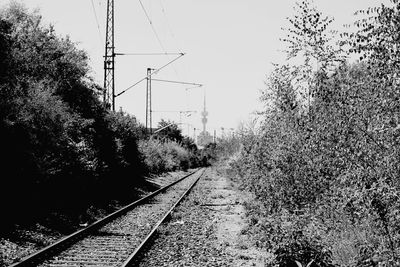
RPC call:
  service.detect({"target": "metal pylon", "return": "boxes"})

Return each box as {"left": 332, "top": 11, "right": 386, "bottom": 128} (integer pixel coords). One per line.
{"left": 103, "top": 0, "right": 115, "bottom": 111}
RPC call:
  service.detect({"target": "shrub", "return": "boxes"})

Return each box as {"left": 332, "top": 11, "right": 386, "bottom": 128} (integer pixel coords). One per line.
{"left": 0, "top": 2, "right": 145, "bottom": 229}
{"left": 224, "top": 1, "right": 400, "bottom": 265}
{"left": 138, "top": 139, "right": 191, "bottom": 174}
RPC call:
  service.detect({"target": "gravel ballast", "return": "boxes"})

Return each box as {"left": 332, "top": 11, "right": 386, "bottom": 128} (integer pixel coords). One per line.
{"left": 36, "top": 170, "right": 202, "bottom": 267}
{"left": 0, "top": 170, "right": 195, "bottom": 266}
{"left": 138, "top": 167, "right": 271, "bottom": 267}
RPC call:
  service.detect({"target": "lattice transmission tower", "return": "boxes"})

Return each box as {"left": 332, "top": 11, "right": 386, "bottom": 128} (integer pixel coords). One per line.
{"left": 103, "top": 0, "right": 115, "bottom": 111}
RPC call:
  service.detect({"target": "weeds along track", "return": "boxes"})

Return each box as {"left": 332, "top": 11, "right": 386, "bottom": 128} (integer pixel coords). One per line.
{"left": 9, "top": 168, "right": 205, "bottom": 267}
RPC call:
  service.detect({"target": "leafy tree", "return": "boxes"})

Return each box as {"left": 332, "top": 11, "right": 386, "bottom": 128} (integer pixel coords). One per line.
{"left": 155, "top": 119, "right": 184, "bottom": 143}
{"left": 181, "top": 136, "right": 197, "bottom": 152}
{"left": 227, "top": 0, "right": 400, "bottom": 263}
{"left": 225, "top": 0, "right": 400, "bottom": 265}
{"left": 281, "top": 0, "right": 343, "bottom": 110}
{"left": 261, "top": 64, "right": 298, "bottom": 116}
{"left": 0, "top": 18, "right": 11, "bottom": 85}
{"left": 0, "top": 2, "right": 145, "bottom": 230}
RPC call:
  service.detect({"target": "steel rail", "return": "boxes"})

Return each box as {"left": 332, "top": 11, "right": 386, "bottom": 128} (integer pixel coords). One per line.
{"left": 121, "top": 168, "right": 205, "bottom": 266}
{"left": 9, "top": 169, "right": 201, "bottom": 267}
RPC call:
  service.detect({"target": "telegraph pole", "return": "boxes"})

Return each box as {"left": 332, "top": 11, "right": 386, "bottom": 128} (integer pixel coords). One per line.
{"left": 146, "top": 68, "right": 152, "bottom": 134}
{"left": 103, "top": 0, "right": 115, "bottom": 111}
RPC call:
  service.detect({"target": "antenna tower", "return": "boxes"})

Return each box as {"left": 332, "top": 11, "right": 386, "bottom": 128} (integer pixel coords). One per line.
{"left": 103, "top": 0, "right": 115, "bottom": 110}
{"left": 146, "top": 68, "right": 152, "bottom": 134}
{"left": 201, "top": 90, "right": 208, "bottom": 133}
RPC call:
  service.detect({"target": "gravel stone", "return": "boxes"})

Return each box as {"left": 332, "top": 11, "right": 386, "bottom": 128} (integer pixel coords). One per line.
{"left": 0, "top": 170, "right": 196, "bottom": 266}
{"left": 36, "top": 170, "right": 202, "bottom": 267}
{"left": 138, "top": 167, "right": 271, "bottom": 267}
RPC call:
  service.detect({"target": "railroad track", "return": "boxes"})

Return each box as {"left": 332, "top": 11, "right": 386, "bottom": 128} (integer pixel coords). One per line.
{"left": 9, "top": 168, "right": 205, "bottom": 267}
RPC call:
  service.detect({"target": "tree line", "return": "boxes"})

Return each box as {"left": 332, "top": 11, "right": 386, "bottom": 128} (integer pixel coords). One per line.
{"left": 225, "top": 0, "right": 400, "bottom": 266}
{"left": 0, "top": 3, "right": 203, "bottom": 232}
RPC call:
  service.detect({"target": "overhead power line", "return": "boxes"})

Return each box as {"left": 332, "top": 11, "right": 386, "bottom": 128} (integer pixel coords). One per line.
{"left": 138, "top": 0, "right": 181, "bottom": 77}
{"left": 90, "top": 0, "right": 103, "bottom": 44}
{"left": 153, "top": 110, "right": 197, "bottom": 113}
{"left": 151, "top": 79, "right": 203, "bottom": 87}
{"left": 158, "top": 0, "right": 182, "bottom": 53}
{"left": 115, "top": 53, "right": 185, "bottom": 97}
{"left": 185, "top": 85, "right": 202, "bottom": 91}
{"left": 138, "top": 0, "right": 167, "bottom": 53}
{"left": 115, "top": 52, "right": 182, "bottom": 56}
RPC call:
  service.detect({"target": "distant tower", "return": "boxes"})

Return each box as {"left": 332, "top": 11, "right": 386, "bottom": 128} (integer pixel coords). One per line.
{"left": 197, "top": 90, "right": 212, "bottom": 147}
{"left": 145, "top": 68, "right": 152, "bottom": 134}
{"left": 201, "top": 91, "right": 208, "bottom": 133}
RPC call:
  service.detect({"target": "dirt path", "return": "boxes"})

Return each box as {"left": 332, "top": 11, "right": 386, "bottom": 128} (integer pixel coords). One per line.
{"left": 212, "top": 168, "right": 270, "bottom": 266}
{"left": 139, "top": 167, "right": 270, "bottom": 266}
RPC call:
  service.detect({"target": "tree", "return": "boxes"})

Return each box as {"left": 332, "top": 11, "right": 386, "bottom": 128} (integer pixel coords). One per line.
{"left": 261, "top": 64, "right": 298, "bottom": 116}
{"left": 226, "top": 1, "right": 400, "bottom": 265}
{"left": 0, "top": 3, "right": 143, "bottom": 229}
{"left": 181, "top": 136, "right": 197, "bottom": 151}
{"left": 281, "top": 0, "right": 343, "bottom": 111}
{"left": 155, "top": 119, "right": 184, "bottom": 143}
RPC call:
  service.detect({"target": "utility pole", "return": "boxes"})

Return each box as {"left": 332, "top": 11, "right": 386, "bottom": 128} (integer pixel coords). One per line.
{"left": 103, "top": 0, "right": 115, "bottom": 111}
{"left": 144, "top": 76, "right": 201, "bottom": 135}
{"left": 146, "top": 68, "right": 152, "bottom": 134}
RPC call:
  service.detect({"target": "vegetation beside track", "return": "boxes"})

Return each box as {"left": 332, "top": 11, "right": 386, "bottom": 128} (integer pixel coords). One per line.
{"left": 216, "top": 1, "right": 400, "bottom": 266}
{"left": 0, "top": 2, "right": 205, "bottom": 257}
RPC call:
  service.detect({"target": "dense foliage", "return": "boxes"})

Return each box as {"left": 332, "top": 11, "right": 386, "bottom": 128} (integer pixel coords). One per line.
{"left": 226, "top": 0, "right": 400, "bottom": 266}
{"left": 154, "top": 119, "right": 184, "bottom": 143}
{"left": 0, "top": 3, "right": 200, "bottom": 231}
{"left": 0, "top": 3, "right": 146, "bottom": 229}
{"left": 141, "top": 120, "right": 203, "bottom": 173}
{"left": 139, "top": 139, "right": 189, "bottom": 173}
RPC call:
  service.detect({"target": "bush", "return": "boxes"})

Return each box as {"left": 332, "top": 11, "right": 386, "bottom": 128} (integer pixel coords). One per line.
{"left": 224, "top": 1, "right": 400, "bottom": 265}
{"left": 139, "top": 139, "right": 191, "bottom": 174}
{"left": 0, "top": 2, "right": 145, "bottom": 229}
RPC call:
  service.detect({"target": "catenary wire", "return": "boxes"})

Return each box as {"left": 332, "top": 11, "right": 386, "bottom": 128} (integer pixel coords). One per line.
{"left": 90, "top": 0, "right": 103, "bottom": 44}
{"left": 158, "top": 0, "right": 182, "bottom": 53}
{"left": 138, "top": 0, "right": 167, "bottom": 53}
{"left": 115, "top": 53, "right": 185, "bottom": 97}
{"left": 115, "top": 52, "right": 182, "bottom": 56}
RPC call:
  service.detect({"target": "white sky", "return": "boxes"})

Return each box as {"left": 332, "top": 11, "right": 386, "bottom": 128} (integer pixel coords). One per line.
{"left": 3, "top": 0, "right": 389, "bottom": 137}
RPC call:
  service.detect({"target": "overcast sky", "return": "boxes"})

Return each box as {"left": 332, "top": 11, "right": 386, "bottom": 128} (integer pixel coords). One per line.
{"left": 4, "top": 0, "right": 388, "bottom": 137}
